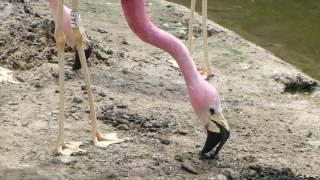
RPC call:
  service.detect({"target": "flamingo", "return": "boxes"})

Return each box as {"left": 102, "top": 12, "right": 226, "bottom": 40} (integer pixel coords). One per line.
{"left": 187, "top": 0, "right": 213, "bottom": 79}
{"left": 48, "top": 0, "right": 91, "bottom": 71}
{"left": 52, "top": 0, "right": 230, "bottom": 159}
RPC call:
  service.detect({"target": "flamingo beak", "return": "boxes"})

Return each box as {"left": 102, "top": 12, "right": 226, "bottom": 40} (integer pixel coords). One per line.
{"left": 200, "top": 114, "right": 230, "bottom": 160}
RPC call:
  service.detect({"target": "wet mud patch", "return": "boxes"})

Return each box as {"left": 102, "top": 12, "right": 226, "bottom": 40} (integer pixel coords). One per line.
{"left": 98, "top": 104, "right": 177, "bottom": 133}
{"left": 272, "top": 74, "right": 319, "bottom": 94}
{"left": 240, "top": 165, "right": 319, "bottom": 180}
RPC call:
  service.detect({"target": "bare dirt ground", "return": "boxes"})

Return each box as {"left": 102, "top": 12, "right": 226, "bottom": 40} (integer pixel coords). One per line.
{"left": 0, "top": 0, "right": 320, "bottom": 179}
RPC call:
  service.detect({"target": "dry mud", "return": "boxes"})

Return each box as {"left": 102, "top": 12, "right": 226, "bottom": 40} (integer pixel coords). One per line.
{"left": 0, "top": 0, "right": 319, "bottom": 179}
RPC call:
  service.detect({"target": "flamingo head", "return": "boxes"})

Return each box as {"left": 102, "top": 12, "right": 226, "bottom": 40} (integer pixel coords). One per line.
{"left": 188, "top": 79, "right": 230, "bottom": 159}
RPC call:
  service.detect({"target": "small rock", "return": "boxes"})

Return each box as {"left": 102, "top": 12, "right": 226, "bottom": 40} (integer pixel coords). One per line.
{"left": 98, "top": 92, "right": 106, "bottom": 97}
{"left": 121, "top": 38, "right": 128, "bottom": 45}
{"left": 162, "top": 23, "right": 169, "bottom": 28}
{"left": 152, "top": 121, "right": 162, "bottom": 128}
{"left": 118, "top": 51, "right": 125, "bottom": 58}
{"left": 15, "top": 76, "right": 25, "bottom": 82}
{"left": 69, "top": 107, "right": 78, "bottom": 113}
{"left": 288, "top": 128, "right": 293, "bottom": 133}
{"left": 181, "top": 162, "right": 198, "bottom": 174}
{"left": 24, "top": 5, "right": 31, "bottom": 14}
{"left": 122, "top": 68, "right": 129, "bottom": 74}
{"left": 160, "top": 138, "right": 170, "bottom": 145}
{"left": 177, "top": 30, "right": 187, "bottom": 39}
{"left": 143, "top": 122, "right": 153, "bottom": 128}
{"left": 73, "top": 97, "right": 83, "bottom": 104}
{"left": 97, "top": 28, "right": 108, "bottom": 33}
{"left": 116, "top": 104, "right": 128, "bottom": 109}
{"left": 81, "top": 85, "right": 86, "bottom": 91}
{"left": 34, "top": 81, "right": 43, "bottom": 88}
{"left": 177, "top": 129, "right": 188, "bottom": 135}
{"left": 31, "top": 20, "right": 41, "bottom": 28}
{"left": 207, "top": 25, "right": 222, "bottom": 37}
{"left": 174, "top": 154, "right": 184, "bottom": 162}
{"left": 216, "top": 174, "right": 228, "bottom": 180}
{"left": 106, "top": 49, "right": 114, "bottom": 55}
{"left": 8, "top": 101, "right": 18, "bottom": 105}
{"left": 95, "top": 50, "right": 108, "bottom": 60}
{"left": 307, "top": 132, "right": 312, "bottom": 138}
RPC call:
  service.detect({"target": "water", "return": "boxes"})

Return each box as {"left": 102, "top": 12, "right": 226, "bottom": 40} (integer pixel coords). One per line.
{"left": 168, "top": 0, "right": 320, "bottom": 80}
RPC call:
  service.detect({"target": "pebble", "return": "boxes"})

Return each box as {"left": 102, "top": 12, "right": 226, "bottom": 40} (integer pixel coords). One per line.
{"left": 162, "top": 23, "right": 169, "bottom": 28}
{"left": 81, "top": 85, "right": 86, "bottom": 91}
{"left": 118, "top": 51, "right": 125, "bottom": 58}
{"left": 95, "top": 50, "right": 108, "bottom": 60}
{"left": 181, "top": 162, "right": 198, "bottom": 174}
{"left": 174, "top": 154, "right": 184, "bottom": 162}
{"left": 177, "top": 129, "right": 188, "bottom": 135}
{"left": 98, "top": 92, "right": 106, "bottom": 97}
{"left": 122, "top": 68, "right": 129, "bottom": 74}
{"left": 116, "top": 104, "right": 128, "bottom": 109}
{"left": 69, "top": 107, "right": 78, "bottom": 113}
{"left": 307, "top": 132, "right": 312, "bottom": 138}
{"left": 73, "top": 97, "right": 83, "bottom": 104}
{"left": 8, "top": 101, "right": 18, "bottom": 105}
{"left": 143, "top": 122, "right": 153, "bottom": 128}
{"left": 160, "top": 138, "right": 170, "bottom": 145}
{"left": 31, "top": 20, "right": 41, "bottom": 28}
{"left": 177, "top": 30, "right": 187, "bottom": 39}
{"left": 121, "top": 38, "right": 128, "bottom": 45}
{"left": 216, "top": 174, "right": 228, "bottom": 180}
{"left": 97, "top": 28, "right": 108, "bottom": 33}
{"left": 34, "top": 81, "right": 43, "bottom": 88}
{"left": 106, "top": 49, "right": 114, "bottom": 55}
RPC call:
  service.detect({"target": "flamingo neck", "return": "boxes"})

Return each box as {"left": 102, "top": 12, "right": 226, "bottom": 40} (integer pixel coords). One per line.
{"left": 121, "top": 0, "right": 202, "bottom": 88}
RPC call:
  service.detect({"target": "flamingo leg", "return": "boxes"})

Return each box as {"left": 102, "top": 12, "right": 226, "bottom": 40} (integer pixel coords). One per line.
{"left": 201, "top": 0, "right": 213, "bottom": 79}
{"left": 71, "top": 0, "right": 123, "bottom": 147}
{"left": 55, "top": 0, "right": 85, "bottom": 156}
{"left": 187, "top": 0, "right": 196, "bottom": 53}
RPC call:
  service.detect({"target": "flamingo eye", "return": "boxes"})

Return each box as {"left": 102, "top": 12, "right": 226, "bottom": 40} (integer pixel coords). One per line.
{"left": 209, "top": 108, "right": 215, "bottom": 115}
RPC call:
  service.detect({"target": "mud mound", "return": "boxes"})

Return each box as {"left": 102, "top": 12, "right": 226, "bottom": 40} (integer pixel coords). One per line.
{"left": 272, "top": 73, "right": 319, "bottom": 94}
{"left": 0, "top": 1, "right": 58, "bottom": 70}
{"left": 0, "top": 1, "right": 114, "bottom": 72}
{"left": 241, "top": 165, "right": 318, "bottom": 180}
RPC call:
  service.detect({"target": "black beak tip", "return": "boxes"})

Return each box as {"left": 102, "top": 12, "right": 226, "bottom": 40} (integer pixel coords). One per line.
{"left": 199, "top": 127, "right": 230, "bottom": 160}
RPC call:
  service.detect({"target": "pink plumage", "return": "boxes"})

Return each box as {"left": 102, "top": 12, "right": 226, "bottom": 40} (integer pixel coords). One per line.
{"left": 121, "top": 0, "right": 222, "bottom": 126}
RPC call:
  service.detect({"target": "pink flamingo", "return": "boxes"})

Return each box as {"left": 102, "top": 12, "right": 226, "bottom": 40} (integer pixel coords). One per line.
{"left": 51, "top": 0, "right": 230, "bottom": 159}
{"left": 48, "top": 0, "right": 91, "bottom": 70}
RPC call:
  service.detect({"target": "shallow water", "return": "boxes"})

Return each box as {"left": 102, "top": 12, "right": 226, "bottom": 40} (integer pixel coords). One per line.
{"left": 168, "top": 0, "right": 320, "bottom": 80}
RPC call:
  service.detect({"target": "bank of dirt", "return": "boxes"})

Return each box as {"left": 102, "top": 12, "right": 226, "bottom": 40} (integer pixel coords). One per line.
{"left": 0, "top": 0, "right": 319, "bottom": 179}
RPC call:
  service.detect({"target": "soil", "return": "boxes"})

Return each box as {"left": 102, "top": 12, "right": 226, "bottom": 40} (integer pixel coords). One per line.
{"left": 0, "top": 0, "right": 319, "bottom": 179}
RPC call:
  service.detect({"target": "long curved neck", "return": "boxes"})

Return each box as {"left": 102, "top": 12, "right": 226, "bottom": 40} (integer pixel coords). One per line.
{"left": 121, "top": 0, "right": 202, "bottom": 87}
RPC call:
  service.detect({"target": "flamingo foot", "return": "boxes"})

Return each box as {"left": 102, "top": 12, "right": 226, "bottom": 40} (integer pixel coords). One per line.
{"left": 93, "top": 132, "right": 124, "bottom": 148}
{"left": 56, "top": 141, "right": 86, "bottom": 156}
